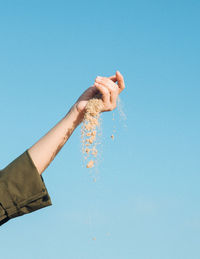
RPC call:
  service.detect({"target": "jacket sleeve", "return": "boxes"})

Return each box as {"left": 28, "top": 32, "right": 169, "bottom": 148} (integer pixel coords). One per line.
{"left": 0, "top": 150, "right": 52, "bottom": 226}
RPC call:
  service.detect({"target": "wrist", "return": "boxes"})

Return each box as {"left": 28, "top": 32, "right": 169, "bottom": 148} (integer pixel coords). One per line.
{"left": 65, "top": 104, "right": 85, "bottom": 127}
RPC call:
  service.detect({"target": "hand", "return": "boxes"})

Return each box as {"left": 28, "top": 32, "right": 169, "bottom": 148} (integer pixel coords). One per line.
{"left": 74, "top": 70, "right": 125, "bottom": 114}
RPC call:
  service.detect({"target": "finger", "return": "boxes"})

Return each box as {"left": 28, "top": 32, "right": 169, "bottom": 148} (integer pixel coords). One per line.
{"left": 94, "top": 80, "right": 118, "bottom": 106}
{"left": 110, "top": 88, "right": 118, "bottom": 107}
{"left": 93, "top": 83, "right": 110, "bottom": 107}
{"left": 95, "top": 76, "right": 118, "bottom": 89}
{"left": 95, "top": 77, "right": 119, "bottom": 94}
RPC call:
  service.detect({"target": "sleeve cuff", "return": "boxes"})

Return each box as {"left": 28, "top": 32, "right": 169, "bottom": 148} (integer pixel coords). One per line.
{"left": 0, "top": 150, "right": 52, "bottom": 225}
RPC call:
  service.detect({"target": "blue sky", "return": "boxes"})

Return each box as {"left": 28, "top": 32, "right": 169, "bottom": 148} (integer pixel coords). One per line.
{"left": 0, "top": 0, "right": 200, "bottom": 258}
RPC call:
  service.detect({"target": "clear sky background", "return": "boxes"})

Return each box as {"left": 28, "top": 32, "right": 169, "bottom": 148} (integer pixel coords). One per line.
{"left": 0, "top": 0, "right": 200, "bottom": 258}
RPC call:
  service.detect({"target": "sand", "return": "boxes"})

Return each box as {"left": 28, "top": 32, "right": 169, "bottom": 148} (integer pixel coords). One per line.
{"left": 81, "top": 94, "right": 126, "bottom": 173}
{"left": 81, "top": 95, "right": 104, "bottom": 170}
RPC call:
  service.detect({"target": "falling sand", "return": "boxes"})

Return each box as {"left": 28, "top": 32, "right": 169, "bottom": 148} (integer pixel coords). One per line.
{"left": 81, "top": 93, "right": 104, "bottom": 170}
{"left": 80, "top": 94, "right": 127, "bottom": 241}
{"left": 81, "top": 93, "right": 127, "bottom": 178}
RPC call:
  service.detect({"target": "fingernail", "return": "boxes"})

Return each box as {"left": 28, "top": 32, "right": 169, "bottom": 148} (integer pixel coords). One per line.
{"left": 97, "top": 76, "right": 102, "bottom": 79}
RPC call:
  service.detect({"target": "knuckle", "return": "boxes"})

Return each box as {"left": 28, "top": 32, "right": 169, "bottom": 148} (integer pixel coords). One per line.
{"left": 100, "top": 77, "right": 107, "bottom": 82}
{"left": 105, "top": 78, "right": 112, "bottom": 85}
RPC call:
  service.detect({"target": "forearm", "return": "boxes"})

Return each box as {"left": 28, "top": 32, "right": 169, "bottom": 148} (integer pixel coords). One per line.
{"left": 28, "top": 104, "right": 84, "bottom": 175}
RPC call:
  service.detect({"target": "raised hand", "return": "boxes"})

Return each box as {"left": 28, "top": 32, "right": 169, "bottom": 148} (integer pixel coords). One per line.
{"left": 75, "top": 70, "right": 125, "bottom": 114}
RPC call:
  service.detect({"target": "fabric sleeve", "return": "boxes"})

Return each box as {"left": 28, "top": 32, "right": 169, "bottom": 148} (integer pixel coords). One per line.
{"left": 0, "top": 150, "right": 52, "bottom": 226}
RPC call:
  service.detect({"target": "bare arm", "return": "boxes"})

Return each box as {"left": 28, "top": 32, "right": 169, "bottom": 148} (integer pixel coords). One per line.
{"left": 28, "top": 105, "right": 83, "bottom": 175}
{"left": 28, "top": 71, "right": 125, "bottom": 175}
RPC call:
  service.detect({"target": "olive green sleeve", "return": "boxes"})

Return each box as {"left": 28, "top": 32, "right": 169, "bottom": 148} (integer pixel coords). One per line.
{"left": 0, "top": 150, "right": 52, "bottom": 226}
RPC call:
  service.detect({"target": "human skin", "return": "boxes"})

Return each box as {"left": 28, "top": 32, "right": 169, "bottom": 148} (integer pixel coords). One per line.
{"left": 28, "top": 71, "right": 125, "bottom": 175}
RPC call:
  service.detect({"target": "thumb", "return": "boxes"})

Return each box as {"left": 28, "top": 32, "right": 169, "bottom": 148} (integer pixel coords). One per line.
{"left": 116, "top": 70, "right": 125, "bottom": 92}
